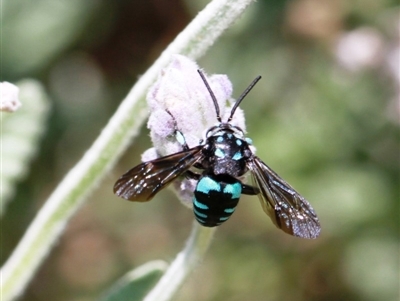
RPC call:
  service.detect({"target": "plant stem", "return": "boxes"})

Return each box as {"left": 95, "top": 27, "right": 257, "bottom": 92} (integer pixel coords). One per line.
{"left": 143, "top": 223, "right": 216, "bottom": 301}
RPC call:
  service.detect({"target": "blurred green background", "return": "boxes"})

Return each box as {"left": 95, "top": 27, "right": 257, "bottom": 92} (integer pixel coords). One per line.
{"left": 2, "top": 0, "right": 399, "bottom": 301}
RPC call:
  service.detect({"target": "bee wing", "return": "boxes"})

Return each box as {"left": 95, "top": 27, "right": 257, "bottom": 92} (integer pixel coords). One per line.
{"left": 114, "top": 146, "right": 204, "bottom": 202}
{"left": 247, "top": 157, "right": 321, "bottom": 239}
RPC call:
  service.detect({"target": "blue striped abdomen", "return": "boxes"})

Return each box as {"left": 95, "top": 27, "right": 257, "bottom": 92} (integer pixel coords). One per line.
{"left": 193, "top": 174, "right": 242, "bottom": 227}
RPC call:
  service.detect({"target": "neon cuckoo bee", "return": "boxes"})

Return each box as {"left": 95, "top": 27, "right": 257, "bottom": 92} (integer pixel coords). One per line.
{"left": 114, "top": 70, "right": 321, "bottom": 239}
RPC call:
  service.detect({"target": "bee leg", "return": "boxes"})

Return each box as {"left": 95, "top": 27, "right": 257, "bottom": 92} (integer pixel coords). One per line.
{"left": 241, "top": 184, "right": 259, "bottom": 195}
{"left": 175, "top": 130, "right": 189, "bottom": 150}
{"left": 185, "top": 170, "right": 201, "bottom": 180}
{"left": 166, "top": 109, "right": 190, "bottom": 151}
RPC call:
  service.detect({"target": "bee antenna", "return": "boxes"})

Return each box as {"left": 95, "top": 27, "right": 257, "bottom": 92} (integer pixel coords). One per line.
{"left": 197, "top": 69, "right": 222, "bottom": 122}
{"left": 227, "top": 75, "right": 261, "bottom": 123}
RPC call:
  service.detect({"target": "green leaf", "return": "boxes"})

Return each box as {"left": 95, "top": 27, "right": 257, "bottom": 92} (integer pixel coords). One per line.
{"left": 1, "top": 79, "right": 50, "bottom": 216}
{"left": 99, "top": 260, "right": 168, "bottom": 301}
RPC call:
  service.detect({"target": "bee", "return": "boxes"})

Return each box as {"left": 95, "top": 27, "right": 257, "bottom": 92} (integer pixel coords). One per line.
{"left": 114, "top": 70, "right": 320, "bottom": 239}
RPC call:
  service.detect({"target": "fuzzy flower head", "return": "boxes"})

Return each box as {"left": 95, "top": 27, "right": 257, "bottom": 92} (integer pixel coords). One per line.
{"left": 143, "top": 55, "right": 248, "bottom": 206}
{"left": 1, "top": 82, "right": 21, "bottom": 112}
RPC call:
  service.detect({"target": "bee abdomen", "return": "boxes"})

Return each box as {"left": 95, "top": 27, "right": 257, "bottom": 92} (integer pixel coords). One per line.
{"left": 193, "top": 174, "right": 242, "bottom": 227}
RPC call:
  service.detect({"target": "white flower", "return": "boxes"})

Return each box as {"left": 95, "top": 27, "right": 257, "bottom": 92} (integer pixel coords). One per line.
{"left": 335, "top": 27, "right": 384, "bottom": 72}
{"left": 1, "top": 82, "right": 21, "bottom": 112}
{"left": 142, "top": 55, "right": 247, "bottom": 206}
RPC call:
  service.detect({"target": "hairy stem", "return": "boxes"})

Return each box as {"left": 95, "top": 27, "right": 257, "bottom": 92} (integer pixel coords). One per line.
{"left": 143, "top": 223, "right": 216, "bottom": 301}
